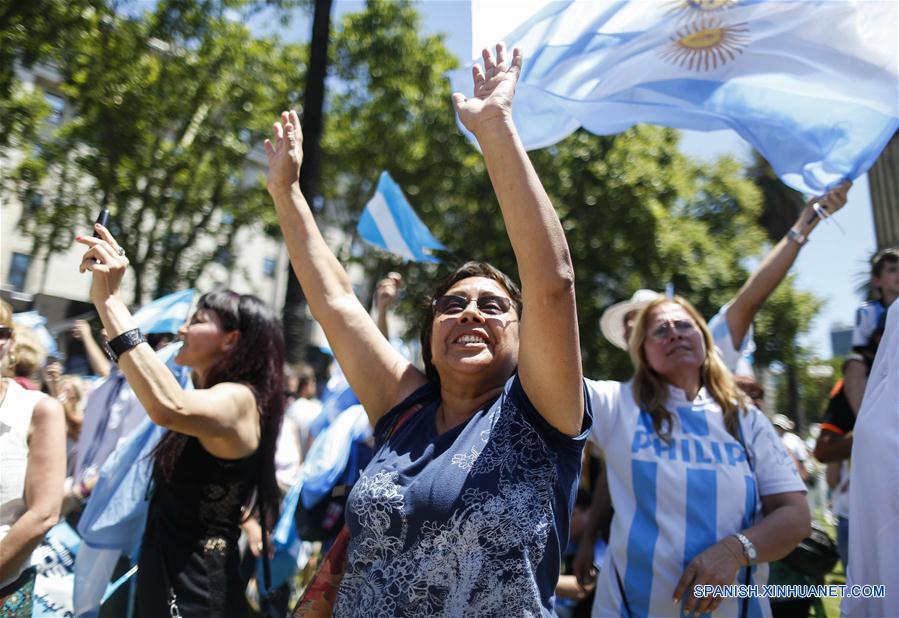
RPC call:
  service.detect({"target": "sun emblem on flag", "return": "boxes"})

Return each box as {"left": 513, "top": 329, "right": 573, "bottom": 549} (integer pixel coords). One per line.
{"left": 668, "top": 0, "right": 739, "bottom": 13}
{"left": 658, "top": 17, "right": 749, "bottom": 71}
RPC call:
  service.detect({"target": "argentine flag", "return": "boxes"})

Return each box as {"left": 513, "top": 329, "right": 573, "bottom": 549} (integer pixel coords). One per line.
{"left": 131, "top": 289, "right": 195, "bottom": 334}
{"left": 357, "top": 171, "right": 446, "bottom": 262}
{"left": 449, "top": 0, "right": 899, "bottom": 194}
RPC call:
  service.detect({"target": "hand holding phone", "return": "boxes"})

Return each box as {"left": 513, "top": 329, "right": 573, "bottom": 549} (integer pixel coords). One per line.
{"left": 93, "top": 208, "right": 109, "bottom": 238}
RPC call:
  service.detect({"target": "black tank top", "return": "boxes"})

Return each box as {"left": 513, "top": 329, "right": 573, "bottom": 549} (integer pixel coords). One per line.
{"left": 137, "top": 434, "right": 259, "bottom": 617}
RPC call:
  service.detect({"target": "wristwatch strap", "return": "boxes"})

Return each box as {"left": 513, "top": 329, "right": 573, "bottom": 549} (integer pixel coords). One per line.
{"left": 786, "top": 228, "right": 808, "bottom": 246}
{"left": 104, "top": 328, "right": 147, "bottom": 362}
{"left": 733, "top": 532, "right": 759, "bottom": 565}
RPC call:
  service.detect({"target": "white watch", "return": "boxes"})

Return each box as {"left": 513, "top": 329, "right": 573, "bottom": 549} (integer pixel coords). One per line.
{"left": 733, "top": 532, "right": 758, "bottom": 565}
{"left": 786, "top": 228, "right": 808, "bottom": 246}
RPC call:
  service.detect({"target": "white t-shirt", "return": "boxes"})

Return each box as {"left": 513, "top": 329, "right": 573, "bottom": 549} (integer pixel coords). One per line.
{"left": 780, "top": 431, "right": 808, "bottom": 464}
{"left": 587, "top": 379, "right": 804, "bottom": 618}
{"left": 0, "top": 380, "right": 48, "bottom": 588}
{"left": 831, "top": 461, "right": 850, "bottom": 519}
{"left": 843, "top": 301, "right": 898, "bottom": 618}
{"left": 708, "top": 303, "right": 755, "bottom": 375}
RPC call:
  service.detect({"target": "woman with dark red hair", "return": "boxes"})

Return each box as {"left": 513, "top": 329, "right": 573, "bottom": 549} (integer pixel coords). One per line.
{"left": 74, "top": 230, "right": 285, "bottom": 618}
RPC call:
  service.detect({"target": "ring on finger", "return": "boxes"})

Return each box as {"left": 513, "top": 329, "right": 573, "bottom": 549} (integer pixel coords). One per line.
{"left": 115, "top": 246, "right": 126, "bottom": 257}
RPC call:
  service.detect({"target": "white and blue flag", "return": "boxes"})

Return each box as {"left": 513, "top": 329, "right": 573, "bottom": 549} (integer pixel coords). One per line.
{"left": 357, "top": 171, "right": 446, "bottom": 262}
{"left": 132, "top": 289, "right": 195, "bottom": 334}
{"left": 450, "top": 0, "right": 899, "bottom": 194}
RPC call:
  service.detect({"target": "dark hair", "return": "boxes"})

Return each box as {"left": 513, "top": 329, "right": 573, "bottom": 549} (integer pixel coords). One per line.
{"left": 293, "top": 363, "right": 316, "bottom": 393}
{"left": 419, "top": 261, "right": 522, "bottom": 385}
{"left": 152, "top": 291, "right": 286, "bottom": 526}
{"left": 871, "top": 247, "right": 899, "bottom": 298}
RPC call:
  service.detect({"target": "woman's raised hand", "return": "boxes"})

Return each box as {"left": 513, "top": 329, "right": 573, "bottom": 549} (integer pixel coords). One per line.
{"left": 263, "top": 110, "right": 303, "bottom": 194}
{"left": 75, "top": 224, "right": 129, "bottom": 305}
{"left": 452, "top": 43, "right": 522, "bottom": 136}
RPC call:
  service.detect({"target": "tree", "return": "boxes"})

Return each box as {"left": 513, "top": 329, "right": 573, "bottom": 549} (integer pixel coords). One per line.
{"left": 10, "top": 0, "right": 305, "bottom": 304}
{"left": 747, "top": 152, "right": 806, "bottom": 241}
{"left": 282, "top": 0, "right": 333, "bottom": 363}
{"left": 0, "top": 0, "right": 100, "bottom": 150}
{"left": 753, "top": 277, "right": 822, "bottom": 429}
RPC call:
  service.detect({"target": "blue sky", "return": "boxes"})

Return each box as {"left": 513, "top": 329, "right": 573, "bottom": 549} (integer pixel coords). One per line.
{"left": 259, "top": 0, "right": 880, "bottom": 358}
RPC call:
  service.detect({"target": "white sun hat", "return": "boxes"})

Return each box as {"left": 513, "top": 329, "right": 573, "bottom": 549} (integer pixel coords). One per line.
{"left": 770, "top": 413, "right": 796, "bottom": 432}
{"left": 599, "top": 289, "right": 663, "bottom": 351}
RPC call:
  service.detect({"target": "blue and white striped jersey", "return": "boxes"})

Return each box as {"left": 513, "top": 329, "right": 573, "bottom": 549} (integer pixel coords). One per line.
{"left": 587, "top": 380, "right": 804, "bottom": 618}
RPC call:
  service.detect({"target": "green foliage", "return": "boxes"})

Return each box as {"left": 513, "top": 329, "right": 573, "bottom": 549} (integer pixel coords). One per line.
{"left": 753, "top": 275, "right": 822, "bottom": 369}
{"left": 9, "top": 0, "right": 305, "bottom": 302}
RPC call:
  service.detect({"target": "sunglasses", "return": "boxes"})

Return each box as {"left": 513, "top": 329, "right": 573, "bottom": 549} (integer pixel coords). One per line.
{"left": 432, "top": 294, "right": 513, "bottom": 317}
{"left": 647, "top": 319, "right": 697, "bottom": 342}
{"left": 0, "top": 326, "right": 11, "bottom": 340}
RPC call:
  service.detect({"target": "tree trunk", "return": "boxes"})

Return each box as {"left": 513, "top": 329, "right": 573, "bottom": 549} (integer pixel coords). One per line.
{"left": 749, "top": 153, "right": 805, "bottom": 242}
{"left": 282, "top": 0, "right": 333, "bottom": 363}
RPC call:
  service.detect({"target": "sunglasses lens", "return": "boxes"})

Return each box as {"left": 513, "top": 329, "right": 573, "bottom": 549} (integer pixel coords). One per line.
{"left": 477, "top": 296, "right": 511, "bottom": 315}
{"left": 650, "top": 320, "right": 695, "bottom": 340}
{"left": 434, "top": 295, "right": 512, "bottom": 316}
{"left": 434, "top": 295, "right": 467, "bottom": 314}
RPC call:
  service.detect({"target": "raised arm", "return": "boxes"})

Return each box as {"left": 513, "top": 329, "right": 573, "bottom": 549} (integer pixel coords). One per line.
{"left": 374, "top": 273, "right": 402, "bottom": 340}
{"left": 264, "top": 111, "right": 425, "bottom": 425}
{"left": 72, "top": 319, "right": 111, "bottom": 378}
{"left": 725, "top": 181, "right": 851, "bottom": 346}
{"left": 452, "top": 44, "right": 583, "bottom": 436}
{"left": 76, "top": 228, "right": 259, "bottom": 460}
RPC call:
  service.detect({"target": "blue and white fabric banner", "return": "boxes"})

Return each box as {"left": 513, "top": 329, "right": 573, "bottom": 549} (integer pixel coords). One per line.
{"left": 357, "top": 171, "right": 446, "bottom": 262}
{"left": 32, "top": 522, "right": 138, "bottom": 617}
{"left": 449, "top": 0, "right": 899, "bottom": 194}
{"left": 132, "top": 289, "right": 195, "bottom": 334}
{"left": 300, "top": 404, "right": 373, "bottom": 509}
{"left": 73, "top": 342, "right": 191, "bottom": 617}
{"left": 309, "top": 361, "right": 360, "bottom": 438}
{"left": 257, "top": 478, "right": 313, "bottom": 591}
{"left": 32, "top": 522, "right": 81, "bottom": 617}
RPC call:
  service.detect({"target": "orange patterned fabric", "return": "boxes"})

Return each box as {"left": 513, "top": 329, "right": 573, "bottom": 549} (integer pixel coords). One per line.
{"left": 292, "top": 527, "right": 349, "bottom": 617}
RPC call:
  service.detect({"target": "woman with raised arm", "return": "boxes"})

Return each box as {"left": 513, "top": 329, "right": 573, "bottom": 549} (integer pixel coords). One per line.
{"left": 73, "top": 229, "right": 285, "bottom": 617}
{"left": 266, "top": 44, "right": 589, "bottom": 615}
{"left": 585, "top": 296, "right": 810, "bottom": 617}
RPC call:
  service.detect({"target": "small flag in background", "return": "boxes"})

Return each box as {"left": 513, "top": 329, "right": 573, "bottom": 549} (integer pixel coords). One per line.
{"left": 449, "top": 0, "right": 899, "bottom": 195}
{"left": 357, "top": 171, "right": 446, "bottom": 263}
{"left": 132, "top": 289, "right": 195, "bottom": 334}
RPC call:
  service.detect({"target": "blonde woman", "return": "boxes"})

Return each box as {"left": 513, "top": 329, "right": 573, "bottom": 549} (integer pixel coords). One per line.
{"left": 0, "top": 301, "right": 65, "bottom": 613}
{"left": 587, "top": 296, "right": 809, "bottom": 617}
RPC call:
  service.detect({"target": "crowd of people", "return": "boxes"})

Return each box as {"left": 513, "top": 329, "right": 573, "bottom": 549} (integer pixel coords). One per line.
{"left": 0, "top": 44, "right": 896, "bottom": 618}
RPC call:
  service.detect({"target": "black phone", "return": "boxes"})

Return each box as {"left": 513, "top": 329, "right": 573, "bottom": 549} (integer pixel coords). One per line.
{"left": 93, "top": 208, "right": 109, "bottom": 238}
